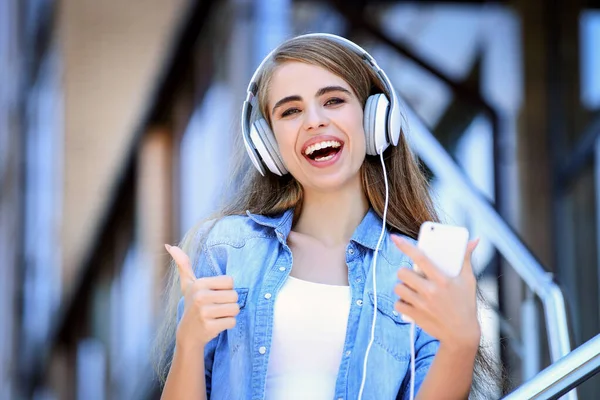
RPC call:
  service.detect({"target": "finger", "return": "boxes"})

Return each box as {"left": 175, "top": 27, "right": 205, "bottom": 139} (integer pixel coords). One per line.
{"left": 460, "top": 238, "right": 480, "bottom": 278}
{"left": 196, "top": 275, "right": 234, "bottom": 291}
{"left": 394, "top": 299, "right": 416, "bottom": 321}
{"left": 412, "top": 263, "right": 425, "bottom": 278}
{"left": 397, "top": 266, "right": 431, "bottom": 294}
{"left": 165, "top": 244, "right": 196, "bottom": 292}
{"left": 394, "top": 282, "right": 425, "bottom": 309}
{"left": 207, "top": 317, "right": 237, "bottom": 332}
{"left": 391, "top": 236, "right": 443, "bottom": 283}
{"left": 194, "top": 288, "right": 238, "bottom": 305}
{"left": 201, "top": 303, "right": 240, "bottom": 319}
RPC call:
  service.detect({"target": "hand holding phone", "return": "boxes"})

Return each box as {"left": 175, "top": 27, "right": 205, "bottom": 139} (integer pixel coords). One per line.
{"left": 391, "top": 225, "right": 480, "bottom": 400}
{"left": 393, "top": 221, "right": 474, "bottom": 322}
{"left": 394, "top": 222, "right": 470, "bottom": 323}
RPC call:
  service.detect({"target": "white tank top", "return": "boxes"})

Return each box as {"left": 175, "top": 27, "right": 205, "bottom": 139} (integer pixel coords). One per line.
{"left": 265, "top": 276, "right": 351, "bottom": 399}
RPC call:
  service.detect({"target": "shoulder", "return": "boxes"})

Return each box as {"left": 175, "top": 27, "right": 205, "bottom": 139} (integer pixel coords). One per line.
{"left": 202, "top": 213, "right": 277, "bottom": 248}
{"left": 381, "top": 231, "right": 416, "bottom": 266}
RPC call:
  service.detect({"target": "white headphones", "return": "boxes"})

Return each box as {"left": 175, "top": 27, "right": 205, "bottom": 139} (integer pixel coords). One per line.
{"left": 241, "top": 33, "right": 403, "bottom": 176}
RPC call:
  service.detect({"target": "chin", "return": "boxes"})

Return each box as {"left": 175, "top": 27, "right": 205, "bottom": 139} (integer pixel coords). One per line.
{"left": 301, "top": 172, "right": 363, "bottom": 194}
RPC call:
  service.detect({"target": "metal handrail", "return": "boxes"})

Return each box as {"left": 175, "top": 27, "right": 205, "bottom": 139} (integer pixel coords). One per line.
{"left": 402, "top": 104, "right": 573, "bottom": 362}
{"left": 502, "top": 334, "right": 600, "bottom": 399}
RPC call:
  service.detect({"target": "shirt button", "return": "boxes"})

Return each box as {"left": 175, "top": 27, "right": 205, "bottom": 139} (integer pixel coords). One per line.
{"left": 279, "top": 267, "right": 285, "bottom": 271}
{"left": 356, "top": 299, "right": 363, "bottom": 306}
{"left": 392, "top": 310, "right": 399, "bottom": 316}
{"left": 345, "top": 350, "right": 351, "bottom": 357}
{"left": 264, "top": 293, "right": 272, "bottom": 299}
{"left": 259, "top": 346, "right": 266, "bottom": 354}
{"left": 355, "top": 277, "right": 362, "bottom": 283}
{"left": 348, "top": 248, "right": 355, "bottom": 255}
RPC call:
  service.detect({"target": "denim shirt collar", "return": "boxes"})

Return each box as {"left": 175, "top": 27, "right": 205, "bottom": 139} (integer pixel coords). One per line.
{"left": 246, "top": 209, "right": 295, "bottom": 242}
{"left": 350, "top": 208, "right": 389, "bottom": 251}
{"left": 246, "top": 207, "right": 395, "bottom": 258}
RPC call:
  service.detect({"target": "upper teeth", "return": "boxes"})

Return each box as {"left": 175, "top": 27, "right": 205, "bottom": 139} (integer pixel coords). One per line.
{"left": 305, "top": 140, "right": 341, "bottom": 156}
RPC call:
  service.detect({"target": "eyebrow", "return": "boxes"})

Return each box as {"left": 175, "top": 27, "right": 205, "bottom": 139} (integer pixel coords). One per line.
{"left": 271, "top": 85, "right": 352, "bottom": 115}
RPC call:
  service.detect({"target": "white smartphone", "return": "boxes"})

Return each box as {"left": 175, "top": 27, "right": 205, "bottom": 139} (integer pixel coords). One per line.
{"left": 401, "top": 222, "right": 469, "bottom": 323}
{"left": 415, "top": 221, "right": 470, "bottom": 277}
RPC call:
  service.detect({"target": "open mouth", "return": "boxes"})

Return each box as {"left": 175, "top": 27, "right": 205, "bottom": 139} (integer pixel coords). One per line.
{"left": 303, "top": 140, "right": 343, "bottom": 162}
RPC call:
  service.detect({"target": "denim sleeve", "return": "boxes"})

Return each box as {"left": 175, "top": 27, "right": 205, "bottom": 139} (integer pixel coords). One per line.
{"left": 175, "top": 223, "right": 222, "bottom": 399}
{"left": 398, "top": 326, "right": 440, "bottom": 399}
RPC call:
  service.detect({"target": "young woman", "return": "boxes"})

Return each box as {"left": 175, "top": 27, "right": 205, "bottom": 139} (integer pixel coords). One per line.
{"left": 155, "top": 33, "right": 485, "bottom": 399}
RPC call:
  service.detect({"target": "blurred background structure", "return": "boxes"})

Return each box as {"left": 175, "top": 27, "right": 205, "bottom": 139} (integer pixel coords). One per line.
{"left": 1, "top": 0, "right": 599, "bottom": 398}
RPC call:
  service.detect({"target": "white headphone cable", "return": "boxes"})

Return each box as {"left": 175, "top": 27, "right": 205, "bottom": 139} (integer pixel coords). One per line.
{"left": 357, "top": 146, "right": 416, "bottom": 400}
{"left": 357, "top": 147, "right": 389, "bottom": 400}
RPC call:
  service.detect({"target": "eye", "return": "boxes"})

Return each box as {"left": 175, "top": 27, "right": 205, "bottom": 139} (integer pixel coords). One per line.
{"left": 281, "top": 107, "right": 300, "bottom": 117}
{"left": 325, "top": 97, "right": 345, "bottom": 106}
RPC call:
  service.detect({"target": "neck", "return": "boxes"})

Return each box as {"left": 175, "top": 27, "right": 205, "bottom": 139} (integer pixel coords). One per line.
{"left": 293, "top": 179, "right": 369, "bottom": 247}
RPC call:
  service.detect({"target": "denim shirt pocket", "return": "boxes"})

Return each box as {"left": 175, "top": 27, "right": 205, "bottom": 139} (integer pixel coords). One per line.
{"left": 367, "top": 290, "right": 412, "bottom": 362}
{"left": 234, "top": 288, "right": 249, "bottom": 340}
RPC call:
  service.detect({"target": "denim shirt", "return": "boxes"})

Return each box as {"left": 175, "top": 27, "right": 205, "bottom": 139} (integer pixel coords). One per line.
{"left": 176, "top": 208, "right": 440, "bottom": 400}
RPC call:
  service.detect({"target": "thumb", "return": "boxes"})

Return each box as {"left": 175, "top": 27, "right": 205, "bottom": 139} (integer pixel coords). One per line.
{"left": 165, "top": 244, "right": 196, "bottom": 293}
{"left": 461, "top": 238, "right": 480, "bottom": 277}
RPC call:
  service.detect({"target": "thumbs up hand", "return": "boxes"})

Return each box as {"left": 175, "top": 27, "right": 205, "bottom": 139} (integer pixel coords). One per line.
{"left": 165, "top": 244, "right": 240, "bottom": 350}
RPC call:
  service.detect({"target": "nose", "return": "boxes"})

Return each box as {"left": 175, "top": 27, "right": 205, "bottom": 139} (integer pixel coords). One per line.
{"left": 302, "top": 105, "right": 329, "bottom": 132}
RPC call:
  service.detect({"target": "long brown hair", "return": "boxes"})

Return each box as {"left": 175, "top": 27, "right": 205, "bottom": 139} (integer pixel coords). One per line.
{"left": 154, "top": 35, "right": 500, "bottom": 396}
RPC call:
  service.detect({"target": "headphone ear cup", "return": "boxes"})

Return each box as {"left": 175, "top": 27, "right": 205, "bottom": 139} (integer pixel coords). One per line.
{"left": 364, "top": 94, "right": 390, "bottom": 155}
{"left": 251, "top": 118, "right": 288, "bottom": 176}
{"left": 364, "top": 95, "right": 376, "bottom": 156}
{"left": 387, "top": 89, "right": 402, "bottom": 147}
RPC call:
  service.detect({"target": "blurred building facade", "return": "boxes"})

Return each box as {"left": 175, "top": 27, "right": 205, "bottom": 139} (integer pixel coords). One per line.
{"left": 1, "top": 0, "right": 599, "bottom": 399}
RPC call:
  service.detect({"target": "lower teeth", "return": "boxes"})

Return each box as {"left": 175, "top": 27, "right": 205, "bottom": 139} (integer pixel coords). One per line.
{"left": 314, "top": 153, "right": 335, "bottom": 162}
